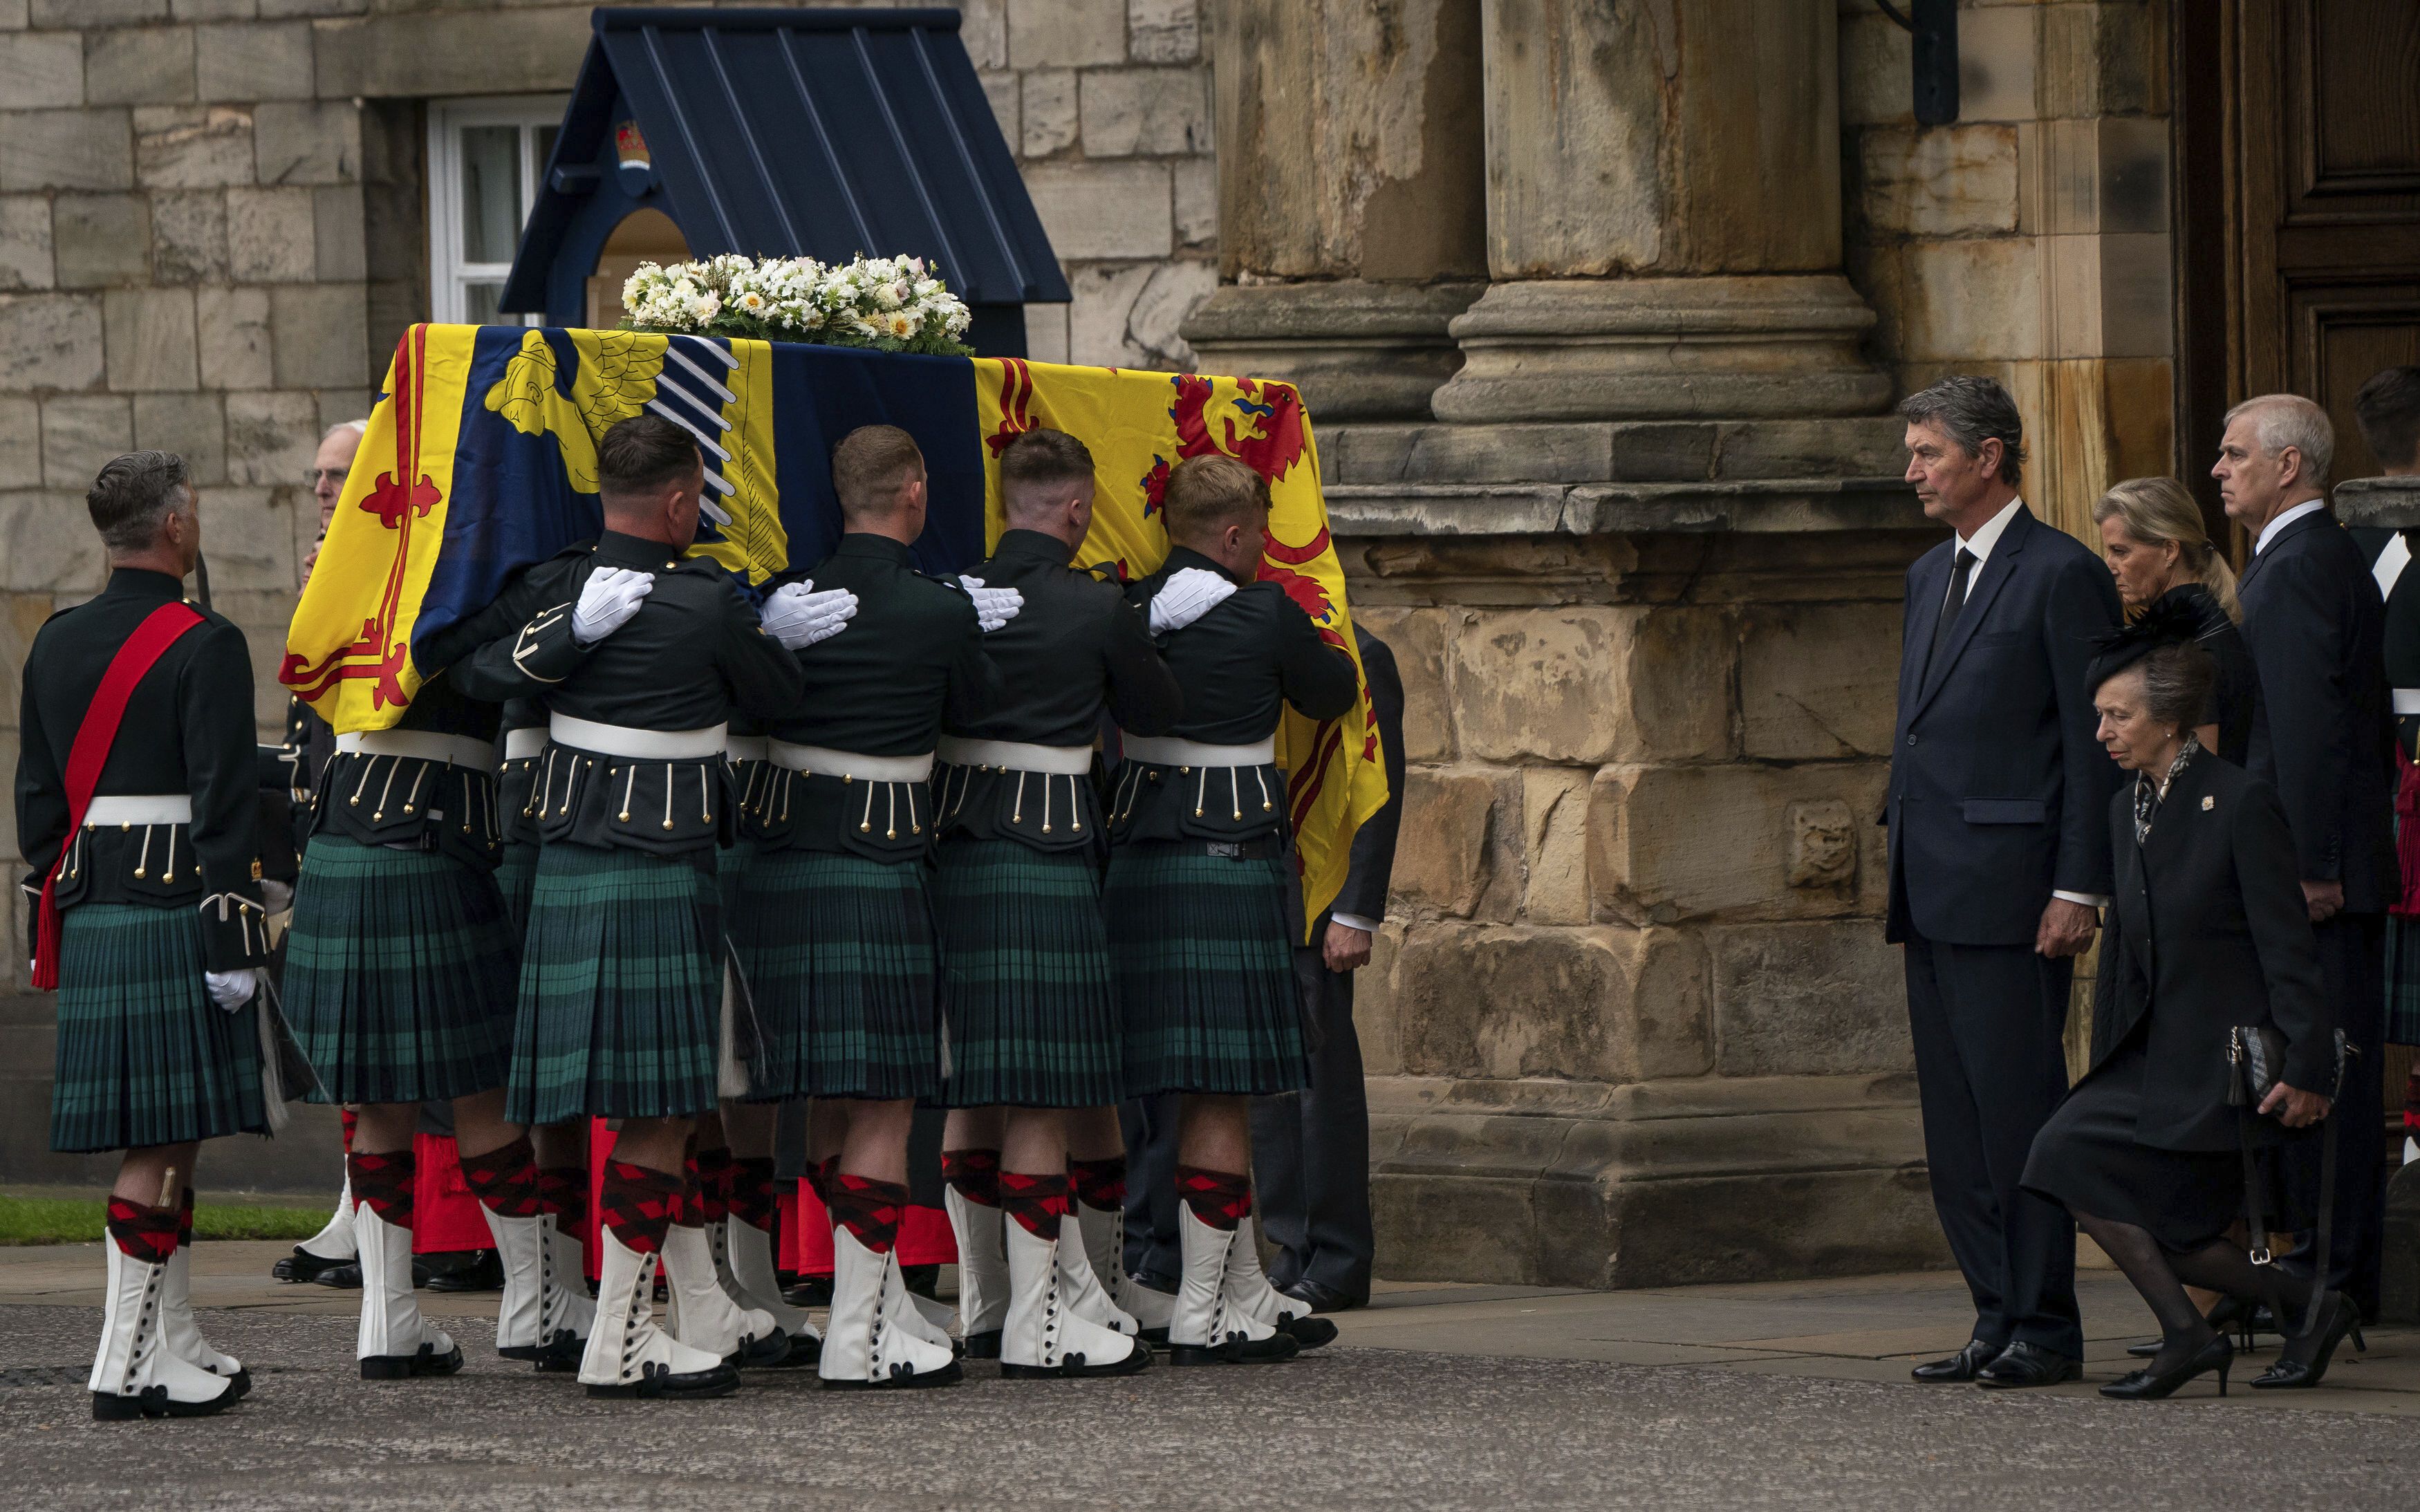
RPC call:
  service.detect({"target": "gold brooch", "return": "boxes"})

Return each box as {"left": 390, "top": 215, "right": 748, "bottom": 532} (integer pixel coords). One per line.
{"left": 2202, "top": 795, "right": 2215, "bottom": 810}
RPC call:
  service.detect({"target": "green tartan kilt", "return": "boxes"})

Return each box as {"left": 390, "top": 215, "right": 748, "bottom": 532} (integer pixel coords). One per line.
{"left": 933, "top": 839, "right": 1122, "bottom": 1108}
{"left": 506, "top": 843, "right": 721, "bottom": 1124}
{"left": 496, "top": 840, "right": 539, "bottom": 937}
{"left": 1104, "top": 843, "right": 1309, "bottom": 1097}
{"left": 717, "top": 837, "right": 757, "bottom": 977}
{"left": 733, "top": 848, "right": 940, "bottom": 1101}
{"left": 50, "top": 904, "right": 267, "bottom": 1153}
{"left": 282, "top": 835, "right": 519, "bottom": 1105}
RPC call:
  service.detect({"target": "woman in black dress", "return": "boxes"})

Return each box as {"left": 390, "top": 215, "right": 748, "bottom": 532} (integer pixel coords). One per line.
{"left": 2021, "top": 608, "right": 2357, "bottom": 1398}
{"left": 2093, "top": 476, "right": 2266, "bottom": 768}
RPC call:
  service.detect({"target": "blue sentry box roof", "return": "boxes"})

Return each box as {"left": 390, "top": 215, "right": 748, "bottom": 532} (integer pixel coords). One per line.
{"left": 501, "top": 7, "right": 1070, "bottom": 322}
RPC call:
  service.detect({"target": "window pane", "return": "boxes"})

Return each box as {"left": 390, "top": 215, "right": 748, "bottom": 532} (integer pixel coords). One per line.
{"left": 463, "top": 281, "right": 507, "bottom": 326}
{"left": 459, "top": 126, "right": 521, "bottom": 264}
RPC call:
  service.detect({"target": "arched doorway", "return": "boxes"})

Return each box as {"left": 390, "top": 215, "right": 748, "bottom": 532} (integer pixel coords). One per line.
{"left": 586, "top": 207, "right": 689, "bottom": 329}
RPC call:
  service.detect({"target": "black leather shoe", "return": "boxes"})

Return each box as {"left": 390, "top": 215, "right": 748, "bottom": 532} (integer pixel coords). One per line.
{"left": 1279, "top": 1278, "right": 1363, "bottom": 1315}
{"left": 272, "top": 1247, "right": 353, "bottom": 1284}
{"left": 2251, "top": 1291, "right": 2366, "bottom": 1390}
{"left": 309, "top": 1262, "right": 364, "bottom": 1290}
{"left": 1909, "top": 1339, "right": 1998, "bottom": 1382}
{"left": 1975, "top": 1340, "right": 2081, "bottom": 1390}
{"left": 2101, "top": 1334, "right": 2231, "bottom": 1400}
{"left": 423, "top": 1249, "right": 503, "bottom": 1293}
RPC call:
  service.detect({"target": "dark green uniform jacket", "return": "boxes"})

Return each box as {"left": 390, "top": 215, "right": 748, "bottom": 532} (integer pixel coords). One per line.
{"left": 17, "top": 568, "right": 270, "bottom": 970}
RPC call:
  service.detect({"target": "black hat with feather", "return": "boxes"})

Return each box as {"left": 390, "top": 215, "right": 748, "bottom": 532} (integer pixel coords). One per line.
{"left": 2084, "top": 592, "right": 2208, "bottom": 693}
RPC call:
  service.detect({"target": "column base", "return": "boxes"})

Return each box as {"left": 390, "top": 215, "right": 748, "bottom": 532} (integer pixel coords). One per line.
{"left": 1430, "top": 276, "right": 1891, "bottom": 423}
{"left": 1368, "top": 1073, "right": 1949, "bottom": 1289}
{"left": 1180, "top": 280, "right": 1482, "bottom": 422}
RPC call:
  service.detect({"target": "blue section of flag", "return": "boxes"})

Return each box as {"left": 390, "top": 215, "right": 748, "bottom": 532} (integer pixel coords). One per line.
{"left": 761, "top": 342, "right": 986, "bottom": 583}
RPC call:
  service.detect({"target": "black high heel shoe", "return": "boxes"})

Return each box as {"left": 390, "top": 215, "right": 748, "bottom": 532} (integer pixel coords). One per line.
{"left": 2101, "top": 1332, "right": 2233, "bottom": 1399}
{"left": 2127, "top": 1294, "right": 2264, "bottom": 1358}
{"left": 2251, "top": 1292, "right": 2366, "bottom": 1390}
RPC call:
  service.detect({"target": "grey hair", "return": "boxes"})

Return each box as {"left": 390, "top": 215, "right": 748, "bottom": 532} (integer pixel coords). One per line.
{"left": 2110, "top": 641, "right": 2214, "bottom": 732}
{"left": 86, "top": 450, "right": 193, "bottom": 554}
{"left": 1899, "top": 375, "right": 2026, "bottom": 486}
{"left": 2223, "top": 393, "right": 2334, "bottom": 492}
{"left": 322, "top": 418, "right": 369, "bottom": 442}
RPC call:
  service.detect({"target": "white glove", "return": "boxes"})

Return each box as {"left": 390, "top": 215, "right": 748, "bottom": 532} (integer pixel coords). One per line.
{"left": 572, "top": 566, "right": 655, "bottom": 646}
{"left": 1150, "top": 566, "right": 1238, "bottom": 635}
{"left": 761, "top": 579, "right": 859, "bottom": 650}
{"left": 958, "top": 575, "right": 1024, "bottom": 633}
{"left": 260, "top": 879, "right": 295, "bottom": 915}
{"left": 205, "top": 968, "right": 263, "bottom": 1011}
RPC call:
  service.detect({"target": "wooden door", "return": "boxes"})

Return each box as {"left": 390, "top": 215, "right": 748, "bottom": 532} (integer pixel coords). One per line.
{"left": 2230, "top": 0, "right": 2420, "bottom": 480}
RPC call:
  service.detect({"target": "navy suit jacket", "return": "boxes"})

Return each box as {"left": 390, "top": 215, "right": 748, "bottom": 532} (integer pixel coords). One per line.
{"left": 1886, "top": 504, "right": 2123, "bottom": 946}
{"left": 2236, "top": 506, "right": 2396, "bottom": 912}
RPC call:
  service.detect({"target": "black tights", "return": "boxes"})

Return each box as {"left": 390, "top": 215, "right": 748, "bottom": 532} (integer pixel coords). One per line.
{"left": 2074, "top": 1210, "right": 2314, "bottom": 1373}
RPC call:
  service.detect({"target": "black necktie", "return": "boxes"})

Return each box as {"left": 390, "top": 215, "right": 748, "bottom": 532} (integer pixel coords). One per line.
{"left": 1929, "top": 548, "right": 1977, "bottom": 676}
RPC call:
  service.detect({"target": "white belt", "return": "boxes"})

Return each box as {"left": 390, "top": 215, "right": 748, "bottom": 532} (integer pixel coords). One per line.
{"left": 936, "top": 736, "right": 1094, "bottom": 776}
{"left": 1121, "top": 735, "right": 1276, "bottom": 768}
{"left": 725, "top": 735, "right": 770, "bottom": 763}
{"left": 337, "top": 729, "right": 496, "bottom": 774}
{"left": 2396, "top": 689, "right": 2420, "bottom": 716}
{"left": 767, "top": 741, "right": 934, "bottom": 783}
{"left": 503, "top": 728, "right": 548, "bottom": 762}
{"left": 551, "top": 713, "right": 727, "bottom": 760}
{"left": 84, "top": 794, "right": 191, "bottom": 826}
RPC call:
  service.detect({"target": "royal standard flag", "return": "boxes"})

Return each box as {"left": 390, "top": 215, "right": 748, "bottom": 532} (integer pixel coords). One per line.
{"left": 283, "top": 325, "right": 1388, "bottom": 937}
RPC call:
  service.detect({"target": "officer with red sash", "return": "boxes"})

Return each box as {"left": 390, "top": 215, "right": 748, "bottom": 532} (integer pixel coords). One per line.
{"left": 17, "top": 451, "right": 274, "bottom": 1419}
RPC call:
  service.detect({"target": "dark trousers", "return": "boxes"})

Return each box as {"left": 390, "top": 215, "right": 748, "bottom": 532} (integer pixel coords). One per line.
{"left": 1249, "top": 949, "right": 1373, "bottom": 1301}
{"left": 1120, "top": 1093, "right": 1183, "bottom": 1287}
{"left": 2289, "top": 911, "right": 2386, "bottom": 1316}
{"left": 1904, "top": 930, "right": 2083, "bottom": 1358}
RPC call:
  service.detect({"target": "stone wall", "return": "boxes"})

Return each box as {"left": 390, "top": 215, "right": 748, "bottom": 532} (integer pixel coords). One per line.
{"left": 1841, "top": 0, "right": 2173, "bottom": 541}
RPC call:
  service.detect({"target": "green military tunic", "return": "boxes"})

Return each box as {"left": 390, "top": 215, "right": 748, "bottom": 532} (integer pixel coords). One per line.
{"left": 1105, "top": 546, "right": 1358, "bottom": 1096}
{"left": 733, "top": 532, "right": 1000, "bottom": 1103}
{"left": 929, "top": 528, "right": 1182, "bottom": 1108}
{"left": 17, "top": 568, "right": 273, "bottom": 1152}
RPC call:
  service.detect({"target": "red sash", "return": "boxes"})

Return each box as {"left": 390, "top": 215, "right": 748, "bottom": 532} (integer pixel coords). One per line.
{"left": 30, "top": 601, "right": 206, "bottom": 989}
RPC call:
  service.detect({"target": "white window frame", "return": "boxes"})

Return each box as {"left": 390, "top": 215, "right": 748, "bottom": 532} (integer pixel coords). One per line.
{"left": 427, "top": 95, "right": 570, "bottom": 326}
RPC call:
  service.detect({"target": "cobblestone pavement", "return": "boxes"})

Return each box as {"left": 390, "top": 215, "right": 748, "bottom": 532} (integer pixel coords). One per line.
{"left": 3, "top": 1302, "right": 2416, "bottom": 1511}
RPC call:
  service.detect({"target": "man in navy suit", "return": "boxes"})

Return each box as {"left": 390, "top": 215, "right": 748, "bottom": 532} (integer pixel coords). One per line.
{"left": 1887, "top": 376, "right": 2121, "bottom": 1390}
{"left": 2220, "top": 393, "right": 2396, "bottom": 1320}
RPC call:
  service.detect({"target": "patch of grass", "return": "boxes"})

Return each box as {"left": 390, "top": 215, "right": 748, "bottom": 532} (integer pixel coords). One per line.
{"left": 0, "top": 1193, "right": 331, "bottom": 1247}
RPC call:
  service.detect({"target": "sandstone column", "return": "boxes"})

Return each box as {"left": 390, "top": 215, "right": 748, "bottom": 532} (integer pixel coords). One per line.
{"left": 1429, "top": 0, "right": 1889, "bottom": 421}
{"left": 1180, "top": 0, "right": 1487, "bottom": 419}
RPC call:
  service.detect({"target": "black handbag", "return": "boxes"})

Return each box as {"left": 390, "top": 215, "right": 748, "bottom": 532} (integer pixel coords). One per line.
{"left": 2228, "top": 1025, "right": 2354, "bottom": 1336}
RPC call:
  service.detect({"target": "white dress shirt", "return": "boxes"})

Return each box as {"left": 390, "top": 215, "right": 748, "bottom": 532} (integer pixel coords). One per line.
{"left": 2253, "top": 498, "right": 2326, "bottom": 555}
{"left": 1942, "top": 498, "right": 2107, "bottom": 911}
{"left": 1330, "top": 911, "right": 1381, "bottom": 935}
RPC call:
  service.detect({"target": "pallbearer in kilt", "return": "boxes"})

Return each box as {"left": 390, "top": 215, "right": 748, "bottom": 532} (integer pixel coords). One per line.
{"left": 733, "top": 424, "right": 1012, "bottom": 1389}
{"left": 931, "top": 428, "right": 1181, "bottom": 1377}
{"left": 1104, "top": 453, "right": 1359, "bottom": 1365}
{"left": 279, "top": 662, "right": 548, "bottom": 1381}
{"left": 453, "top": 413, "right": 825, "bottom": 1400}
{"left": 18, "top": 451, "right": 272, "bottom": 1419}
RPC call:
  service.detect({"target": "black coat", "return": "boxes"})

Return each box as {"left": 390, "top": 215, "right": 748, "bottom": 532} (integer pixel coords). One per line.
{"left": 1328, "top": 629, "right": 1404, "bottom": 926}
{"left": 2236, "top": 507, "right": 2397, "bottom": 908}
{"left": 2089, "top": 753, "right": 2333, "bottom": 1152}
{"left": 1886, "top": 505, "right": 2124, "bottom": 945}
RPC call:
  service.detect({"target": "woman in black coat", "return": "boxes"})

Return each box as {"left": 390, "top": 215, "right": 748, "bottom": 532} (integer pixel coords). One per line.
{"left": 2020, "top": 608, "right": 2352, "bottom": 1399}
{"left": 2093, "top": 476, "right": 2267, "bottom": 767}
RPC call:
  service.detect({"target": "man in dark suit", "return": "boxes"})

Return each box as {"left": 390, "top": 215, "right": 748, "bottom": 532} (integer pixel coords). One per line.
{"left": 2220, "top": 393, "right": 2396, "bottom": 1318}
{"left": 1887, "top": 375, "right": 2122, "bottom": 1390}
{"left": 1252, "top": 625, "right": 1404, "bottom": 1313}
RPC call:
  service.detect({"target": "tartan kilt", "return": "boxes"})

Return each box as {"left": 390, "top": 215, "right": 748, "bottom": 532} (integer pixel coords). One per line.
{"left": 282, "top": 835, "right": 519, "bottom": 1105}
{"left": 933, "top": 839, "right": 1122, "bottom": 1108}
{"left": 50, "top": 903, "right": 267, "bottom": 1153}
{"left": 496, "top": 840, "right": 539, "bottom": 937}
{"left": 506, "top": 843, "right": 721, "bottom": 1124}
{"left": 717, "top": 837, "right": 757, "bottom": 976}
{"left": 1104, "top": 843, "right": 1308, "bottom": 1097}
{"left": 734, "top": 848, "right": 940, "bottom": 1101}
{"left": 2390, "top": 915, "right": 2420, "bottom": 1047}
